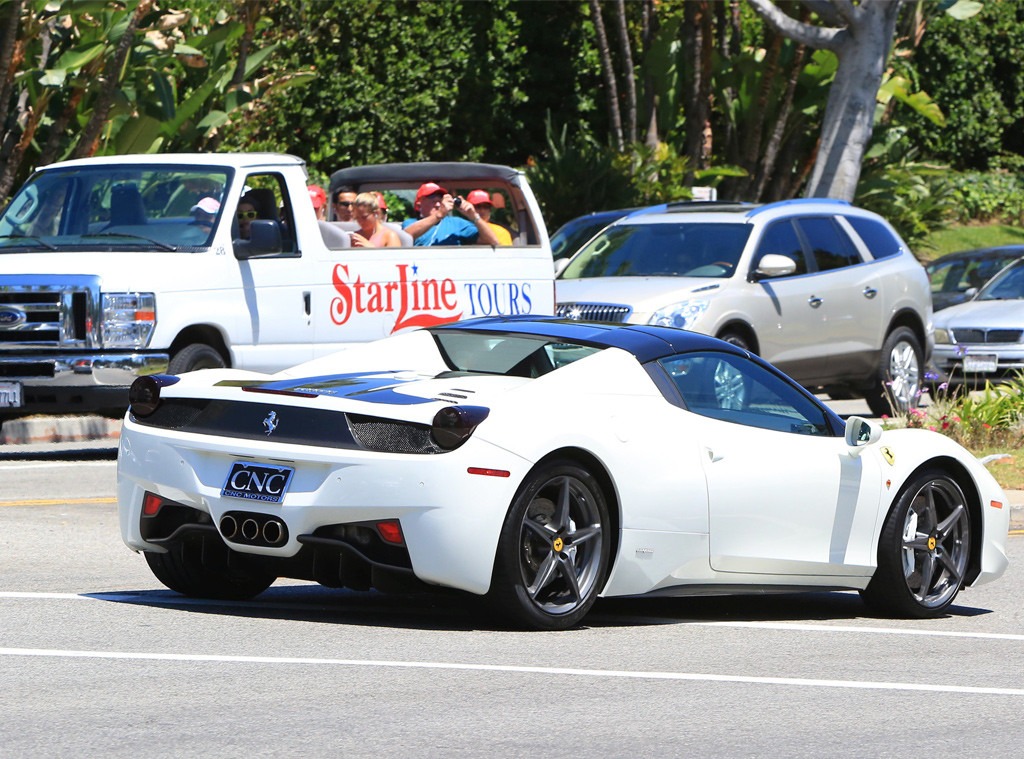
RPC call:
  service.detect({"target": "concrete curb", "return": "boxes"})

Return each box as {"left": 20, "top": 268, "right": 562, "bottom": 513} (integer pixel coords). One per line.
{"left": 0, "top": 414, "right": 1021, "bottom": 530}
{"left": 0, "top": 415, "right": 122, "bottom": 445}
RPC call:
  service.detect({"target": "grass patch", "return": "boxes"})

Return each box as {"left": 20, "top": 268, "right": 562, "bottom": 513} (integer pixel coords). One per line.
{"left": 971, "top": 447, "right": 1024, "bottom": 491}
{"left": 919, "top": 223, "right": 1024, "bottom": 261}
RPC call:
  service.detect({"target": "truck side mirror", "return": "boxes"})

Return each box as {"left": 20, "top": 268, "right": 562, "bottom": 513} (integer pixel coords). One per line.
{"left": 234, "top": 220, "right": 283, "bottom": 259}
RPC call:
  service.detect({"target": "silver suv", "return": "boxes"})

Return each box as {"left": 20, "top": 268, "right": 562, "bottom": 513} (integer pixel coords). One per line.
{"left": 555, "top": 199, "right": 932, "bottom": 415}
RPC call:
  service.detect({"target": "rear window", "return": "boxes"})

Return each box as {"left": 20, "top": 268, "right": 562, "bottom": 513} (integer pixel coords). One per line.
{"left": 845, "top": 216, "right": 903, "bottom": 260}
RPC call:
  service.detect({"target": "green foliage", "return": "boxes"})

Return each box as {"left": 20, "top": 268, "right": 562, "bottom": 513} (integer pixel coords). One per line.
{"left": 947, "top": 172, "right": 1024, "bottom": 225}
{"left": 854, "top": 127, "right": 957, "bottom": 250}
{"left": 900, "top": 1, "right": 1024, "bottom": 170}
{"left": 921, "top": 224, "right": 1024, "bottom": 260}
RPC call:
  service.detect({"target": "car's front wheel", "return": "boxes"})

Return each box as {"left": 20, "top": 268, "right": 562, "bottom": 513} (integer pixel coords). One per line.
{"left": 864, "top": 327, "right": 922, "bottom": 416}
{"left": 861, "top": 468, "right": 971, "bottom": 617}
{"left": 145, "top": 539, "right": 275, "bottom": 600}
{"left": 489, "top": 460, "right": 610, "bottom": 630}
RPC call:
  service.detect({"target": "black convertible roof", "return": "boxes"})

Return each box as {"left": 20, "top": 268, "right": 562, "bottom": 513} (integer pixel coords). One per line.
{"left": 329, "top": 163, "right": 523, "bottom": 194}
{"left": 431, "top": 315, "right": 745, "bottom": 364}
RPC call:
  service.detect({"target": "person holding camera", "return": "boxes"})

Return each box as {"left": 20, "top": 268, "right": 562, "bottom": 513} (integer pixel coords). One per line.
{"left": 402, "top": 182, "right": 499, "bottom": 247}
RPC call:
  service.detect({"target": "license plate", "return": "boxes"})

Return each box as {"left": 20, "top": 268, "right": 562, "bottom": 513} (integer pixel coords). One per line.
{"left": 0, "top": 381, "right": 22, "bottom": 408}
{"left": 963, "top": 354, "right": 998, "bottom": 373}
{"left": 221, "top": 461, "right": 295, "bottom": 503}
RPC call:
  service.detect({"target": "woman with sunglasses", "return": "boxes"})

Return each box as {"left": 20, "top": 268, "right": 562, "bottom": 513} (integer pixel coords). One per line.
{"left": 236, "top": 200, "right": 259, "bottom": 239}
{"left": 350, "top": 192, "right": 401, "bottom": 248}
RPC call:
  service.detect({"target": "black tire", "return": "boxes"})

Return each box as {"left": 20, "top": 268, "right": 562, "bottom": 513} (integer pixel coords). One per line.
{"left": 168, "top": 343, "right": 226, "bottom": 374}
{"left": 864, "top": 327, "right": 923, "bottom": 417}
{"left": 144, "top": 540, "right": 275, "bottom": 600}
{"left": 488, "top": 459, "right": 610, "bottom": 630}
{"left": 861, "top": 468, "right": 970, "bottom": 618}
{"left": 718, "top": 331, "right": 751, "bottom": 353}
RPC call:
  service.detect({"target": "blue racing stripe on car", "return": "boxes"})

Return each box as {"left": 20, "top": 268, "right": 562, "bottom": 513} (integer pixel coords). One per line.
{"left": 256, "top": 372, "right": 435, "bottom": 405}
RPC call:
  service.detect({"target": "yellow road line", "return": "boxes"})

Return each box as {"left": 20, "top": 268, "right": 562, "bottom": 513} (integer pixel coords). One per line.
{"left": 0, "top": 497, "right": 116, "bottom": 507}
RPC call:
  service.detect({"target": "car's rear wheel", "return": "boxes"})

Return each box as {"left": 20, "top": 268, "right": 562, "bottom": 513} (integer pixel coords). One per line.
{"left": 861, "top": 468, "right": 970, "bottom": 617}
{"left": 489, "top": 460, "right": 610, "bottom": 630}
{"left": 144, "top": 540, "right": 275, "bottom": 600}
{"left": 864, "top": 327, "right": 922, "bottom": 416}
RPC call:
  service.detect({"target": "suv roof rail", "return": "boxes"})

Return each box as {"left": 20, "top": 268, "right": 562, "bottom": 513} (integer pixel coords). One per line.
{"left": 747, "top": 197, "right": 852, "bottom": 217}
{"left": 665, "top": 200, "right": 753, "bottom": 211}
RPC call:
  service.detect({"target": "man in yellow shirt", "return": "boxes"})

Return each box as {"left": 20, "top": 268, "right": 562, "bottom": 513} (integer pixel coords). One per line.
{"left": 467, "top": 190, "right": 513, "bottom": 246}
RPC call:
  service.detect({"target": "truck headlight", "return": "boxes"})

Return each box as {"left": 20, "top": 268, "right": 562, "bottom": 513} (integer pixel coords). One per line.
{"left": 102, "top": 293, "right": 156, "bottom": 349}
{"left": 648, "top": 299, "right": 709, "bottom": 330}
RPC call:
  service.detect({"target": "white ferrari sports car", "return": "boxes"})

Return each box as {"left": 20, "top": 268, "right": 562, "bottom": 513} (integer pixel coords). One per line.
{"left": 118, "top": 317, "right": 1010, "bottom": 630}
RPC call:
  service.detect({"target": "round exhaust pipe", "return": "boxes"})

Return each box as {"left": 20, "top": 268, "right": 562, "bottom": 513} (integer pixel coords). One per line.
{"left": 262, "top": 519, "right": 285, "bottom": 546}
{"left": 241, "top": 518, "right": 260, "bottom": 541}
{"left": 220, "top": 514, "right": 239, "bottom": 540}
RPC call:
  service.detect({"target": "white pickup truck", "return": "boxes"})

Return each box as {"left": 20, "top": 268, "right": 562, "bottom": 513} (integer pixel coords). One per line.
{"left": 0, "top": 153, "right": 554, "bottom": 417}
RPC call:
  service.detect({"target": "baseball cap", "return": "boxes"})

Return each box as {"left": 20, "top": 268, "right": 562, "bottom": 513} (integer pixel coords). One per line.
{"left": 467, "top": 189, "right": 492, "bottom": 206}
{"left": 307, "top": 184, "right": 327, "bottom": 210}
{"left": 414, "top": 182, "right": 448, "bottom": 209}
{"left": 190, "top": 196, "right": 221, "bottom": 215}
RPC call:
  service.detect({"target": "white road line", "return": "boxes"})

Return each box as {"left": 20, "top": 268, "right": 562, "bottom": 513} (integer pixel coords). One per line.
{"left": 0, "top": 646, "right": 1021, "bottom": 696}
{"left": 0, "top": 461, "right": 116, "bottom": 470}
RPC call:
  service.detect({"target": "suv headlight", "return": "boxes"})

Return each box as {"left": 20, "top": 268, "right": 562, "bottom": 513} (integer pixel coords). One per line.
{"left": 648, "top": 299, "right": 710, "bottom": 330}
{"left": 102, "top": 293, "right": 156, "bottom": 348}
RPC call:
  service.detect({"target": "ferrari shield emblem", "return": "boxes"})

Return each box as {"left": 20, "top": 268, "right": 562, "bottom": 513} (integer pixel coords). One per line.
{"left": 881, "top": 446, "right": 895, "bottom": 466}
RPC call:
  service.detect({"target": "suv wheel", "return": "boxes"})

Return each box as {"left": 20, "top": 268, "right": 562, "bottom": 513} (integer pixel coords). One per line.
{"left": 864, "top": 327, "right": 922, "bottom": 416}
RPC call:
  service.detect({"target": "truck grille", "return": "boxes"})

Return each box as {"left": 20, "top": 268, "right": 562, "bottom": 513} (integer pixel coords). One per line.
{"left": 0, "top": 277, "right": 98, "bottom": 349}
{"left": 556, "top": 302, "right": 632, "bottom": 323}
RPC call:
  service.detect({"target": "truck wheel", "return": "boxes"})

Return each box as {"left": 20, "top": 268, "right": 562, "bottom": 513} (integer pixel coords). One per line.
{"left": 168, "top": 343, "right": 226, "bottom": 375}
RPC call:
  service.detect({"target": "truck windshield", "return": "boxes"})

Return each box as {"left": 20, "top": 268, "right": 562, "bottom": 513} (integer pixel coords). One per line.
{"left": 559, "top": 222, "right": 752, "bottom": 279}
{"left": 0, "top": 165, "right": 232, "bottom": 251}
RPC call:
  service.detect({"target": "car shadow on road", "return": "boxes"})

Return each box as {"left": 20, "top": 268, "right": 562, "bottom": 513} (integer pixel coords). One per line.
{"left": 83, "top": 584, "right": 993, "bottom": 632}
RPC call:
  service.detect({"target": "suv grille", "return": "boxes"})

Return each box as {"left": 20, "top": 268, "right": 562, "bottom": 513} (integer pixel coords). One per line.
{"left": 952, "top": 328, "right": 1023, "bottom": 344}
{"left": 556, "top": 302, "right": 632, "bottom": 323}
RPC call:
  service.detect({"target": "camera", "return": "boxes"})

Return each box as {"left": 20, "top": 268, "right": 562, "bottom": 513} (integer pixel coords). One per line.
{"left": 453, "top": 196, "right": 462, "bottom": 208}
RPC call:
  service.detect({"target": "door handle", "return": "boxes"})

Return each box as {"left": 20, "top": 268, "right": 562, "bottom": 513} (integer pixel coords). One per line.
{"left": 303, "top": 291, "right": 311, "bottom": 315}
{"left": 862, "top": 287, "right": 878, "bottom": 299}
{"left": 808, "top": 296, "right": 823, "bottom": 308}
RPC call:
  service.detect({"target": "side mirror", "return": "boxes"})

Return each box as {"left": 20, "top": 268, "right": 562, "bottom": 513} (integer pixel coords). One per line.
{"left": 235, "top": 220, "right": 283, "bottom": 259}
{"left": 553, "top": 257, "right": 570, "bottom": 277}
{"left": 845, "top": 415, "right": 883, "bottom": 457}
{"left": 752, "top": 254, "right": 797, "bottom": 280}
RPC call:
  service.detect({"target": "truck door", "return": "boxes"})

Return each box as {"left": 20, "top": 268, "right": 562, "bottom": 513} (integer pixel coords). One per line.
{"left": 231, "top": 174, "right": 314, "bottom": 370}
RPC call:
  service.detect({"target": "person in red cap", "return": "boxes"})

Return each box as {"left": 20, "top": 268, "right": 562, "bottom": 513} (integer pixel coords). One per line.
{"left": 467, "top": 189, "right": 512, "bottom": 246}
{"left": 307, "top": 184, "right": 327, "bottom": 220}
{"left": 402, "top": 182, "right": 499, "bottom": 247}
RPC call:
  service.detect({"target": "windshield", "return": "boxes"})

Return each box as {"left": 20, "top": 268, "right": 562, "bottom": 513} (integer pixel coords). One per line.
{"left": 0, "top": 165, "right": 231, "bottom": 251}
{"left": 433, "top": 331, "right": 601, "bottom": 378}
{"left": 978, "top": 260, "right": 1024, "bottom": 301}
{"left": 559, "top": 221, "right": 752, "bottom": 279}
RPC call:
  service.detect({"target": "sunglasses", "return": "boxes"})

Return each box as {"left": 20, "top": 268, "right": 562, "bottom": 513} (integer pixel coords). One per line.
{"left": 237, "top": 210, "right": 258, "bottom": 220}
{"left": 335, "top": 200, "right": 354, "bottom": 207}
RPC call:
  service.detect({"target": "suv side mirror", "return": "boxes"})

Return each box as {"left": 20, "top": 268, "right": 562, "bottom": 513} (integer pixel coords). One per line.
{"left": 845, "top": 416, "right": 883, "bottom": 457}
{"left": 752, "top": 253, "right": 797, "bottom": 280}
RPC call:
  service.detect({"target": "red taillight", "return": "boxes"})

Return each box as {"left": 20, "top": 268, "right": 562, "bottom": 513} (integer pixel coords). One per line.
{"left": 467, "top": 467, "right": 511, "bottom": 478}
{"left": 376, "top": 520, "right": 404, "bottom": 545}
{"left": 142, "top": 492, "right": 162, "bottom": 517}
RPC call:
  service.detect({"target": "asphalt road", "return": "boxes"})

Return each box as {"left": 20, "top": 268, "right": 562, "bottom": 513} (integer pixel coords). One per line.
{"left": 2, "top": 454, "right": 1024, "bottom": 756}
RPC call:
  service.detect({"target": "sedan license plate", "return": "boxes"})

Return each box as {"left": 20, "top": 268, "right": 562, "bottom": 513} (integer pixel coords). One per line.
{"left": 963, "top": 354, "right": 998, "bottom": 373}
{"left": 221, "top": 461, "right": 295, "bottom": 503}
{"left": 0, "top": 381, "right": 22, "bottom": 408}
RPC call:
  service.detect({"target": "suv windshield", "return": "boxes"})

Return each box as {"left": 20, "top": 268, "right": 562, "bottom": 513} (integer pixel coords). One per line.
{"left": 559, "top": 221, "right": 752, "bottom": 279}
{"left": 0, "top": 165, "right": 231, "bottom": 252}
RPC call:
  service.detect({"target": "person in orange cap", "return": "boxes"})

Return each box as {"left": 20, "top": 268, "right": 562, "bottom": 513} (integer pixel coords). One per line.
{"left": 307, "top": 184, "right": 327, "bottom": 220}
{"left": 402, "top": 182, "right": 499, "bottom": 247}
{"left": 467, "top": 189, "right": 512, "bottom": 246}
